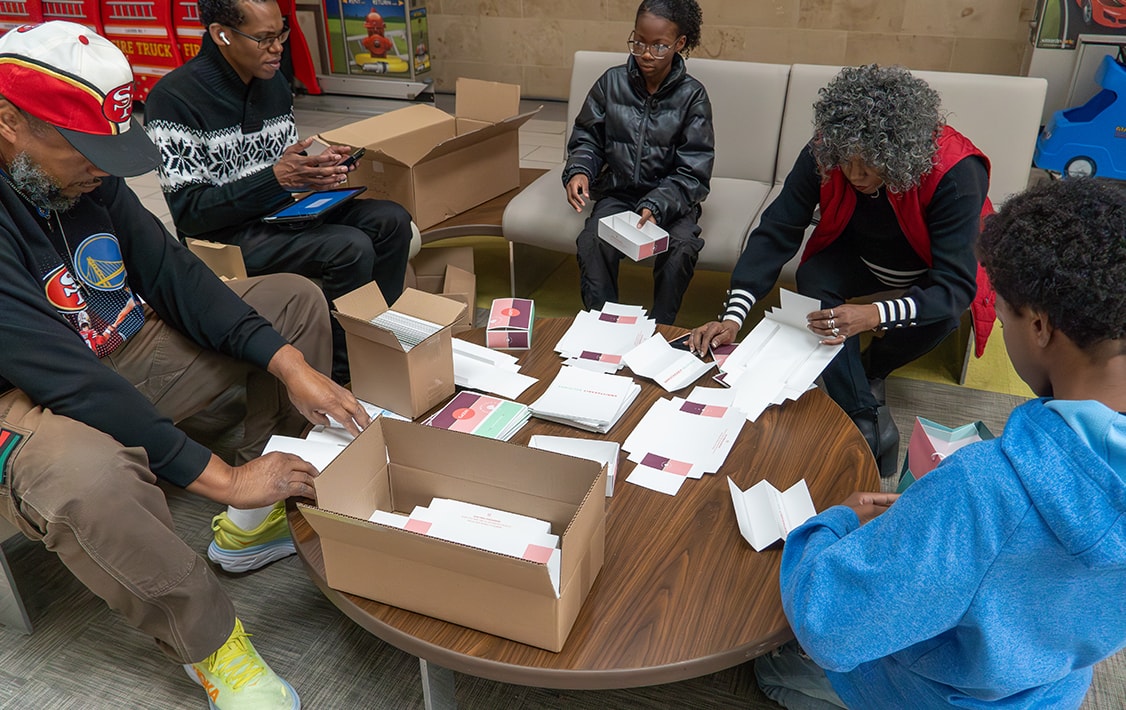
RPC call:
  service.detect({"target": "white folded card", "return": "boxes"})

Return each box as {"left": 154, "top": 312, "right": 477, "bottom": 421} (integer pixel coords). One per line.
{"left": 728, "top": 477, "right": 817, "bottom": 552}
{"left": 596, "top": 211, "right": 670, "bottom": 261}
{"left": 528, "top": 435, "right": 620, "bottom": 496}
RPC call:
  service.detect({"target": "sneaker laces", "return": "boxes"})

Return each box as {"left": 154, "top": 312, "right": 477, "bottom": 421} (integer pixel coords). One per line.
{"left": 204, "top": 622, "right": 266, "bottom": 690}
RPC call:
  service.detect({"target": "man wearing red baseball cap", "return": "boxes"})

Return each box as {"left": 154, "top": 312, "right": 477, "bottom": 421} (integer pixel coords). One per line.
{"left": 0, "top": 21, "right": 368, "bottom": 709}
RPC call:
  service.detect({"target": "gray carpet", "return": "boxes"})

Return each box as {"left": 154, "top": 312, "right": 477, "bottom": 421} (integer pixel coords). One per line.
{"left": 1, "top": 376, "right": 1122, "bottom": 709}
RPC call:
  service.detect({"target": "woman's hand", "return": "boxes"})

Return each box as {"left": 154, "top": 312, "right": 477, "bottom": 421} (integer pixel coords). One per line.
{"left": 806, "top": 304, "right": 881, "bottom": 345}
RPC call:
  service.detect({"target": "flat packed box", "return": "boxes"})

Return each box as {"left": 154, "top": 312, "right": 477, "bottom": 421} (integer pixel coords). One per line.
{"left": 333, "top": 284, "right": 466, "bottom": 419}
{"left": 320, "top": 78, "right": 540, "bottom": 230}
{"left": 486, "top": 298, "right": 534, "bottom": 350}
{"left": 298, "top": 418, "right": 607, "bottom": 652}
{"left": 597, "top": 211, "right": 670, "bottom": 261}
{"left": 405, "top": 246, "right": 477, "bottom": 335}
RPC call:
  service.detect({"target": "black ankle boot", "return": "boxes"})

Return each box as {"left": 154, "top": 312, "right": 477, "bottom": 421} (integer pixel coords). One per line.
{"left": 851, "top": 408, "right": 900, "bottom": 478}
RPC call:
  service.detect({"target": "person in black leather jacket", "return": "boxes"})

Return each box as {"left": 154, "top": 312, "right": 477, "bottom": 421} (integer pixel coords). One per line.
{"left": 563, "top": 0, "right": 713, "bottom": 325}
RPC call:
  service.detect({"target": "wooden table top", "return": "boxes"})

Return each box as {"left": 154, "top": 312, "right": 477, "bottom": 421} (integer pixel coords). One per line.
{"left": 288, "top": 317, "right": 879, "bottom": 690}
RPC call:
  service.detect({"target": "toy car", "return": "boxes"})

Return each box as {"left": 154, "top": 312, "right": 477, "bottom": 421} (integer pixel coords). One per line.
{"left": 1077, "top": 0, "right": 1126, "bottom": 28}
{"left": 1033, "top": 51, "right": 1126, "bottom": 179}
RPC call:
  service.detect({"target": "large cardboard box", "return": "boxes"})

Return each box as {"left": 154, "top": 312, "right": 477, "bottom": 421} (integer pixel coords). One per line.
{"left": 333, "top": 284, "right": 466, "bottom": 419}
{"left": 298, "top": 418, "right": 608, "bottom": 651}
{"left": 405, "top": 246, "right": 477, "bottom": 334}
{"left": 320, "top": 78, "right": 540, "bottom": 230}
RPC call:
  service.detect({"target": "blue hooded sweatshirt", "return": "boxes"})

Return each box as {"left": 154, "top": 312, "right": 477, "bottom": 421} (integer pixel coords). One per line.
{"left": 780, "top": 398, "right": 1126, "bottom": 709}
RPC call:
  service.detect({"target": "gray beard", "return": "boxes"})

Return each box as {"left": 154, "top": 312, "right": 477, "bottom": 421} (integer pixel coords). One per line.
{"left": 8, "top": 152, "right": 80, "bottom": 213}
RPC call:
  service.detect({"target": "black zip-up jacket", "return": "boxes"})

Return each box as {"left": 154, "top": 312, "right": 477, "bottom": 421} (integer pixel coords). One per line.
{"left": 562, "top": 54, "right": 714, "bottom": 226}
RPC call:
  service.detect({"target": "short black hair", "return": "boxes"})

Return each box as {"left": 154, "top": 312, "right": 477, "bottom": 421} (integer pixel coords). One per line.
{"left": 637, "top": 0, "right": 703, "bottom": 54}
{"left": 198, "top": 0, "right": 270, "bottom": 28}
{"left": 978, "top": 178, "right": 1126, "bottom": 349}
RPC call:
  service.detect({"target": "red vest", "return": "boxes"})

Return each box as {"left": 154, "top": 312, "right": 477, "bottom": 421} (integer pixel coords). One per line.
{"left": 802, "top": 126, "right": 996, "bottom": 357}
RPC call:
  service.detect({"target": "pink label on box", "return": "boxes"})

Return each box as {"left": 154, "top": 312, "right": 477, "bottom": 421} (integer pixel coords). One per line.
{"left": 638, "top": 235, "right": 670, "bottom": 259}
{"left": 640, "top": 453, "right": 691, "bottom": 476}
{"left": 522, "top": 543, "right": 554, "bottom": 564}
{"left": 488, "top": 298, "right": 533, "bottom": 329}
{"left": 598, "top": 313, "right": 637, "bottom": 324}
{"left": 580, "top": 350, "right": 622, "bottom": 364}
{"left": 679, "top": 401, "right": 727, "bottom": 417}
{"left": 405, "top": 519, "right": 433, "bottom": 534}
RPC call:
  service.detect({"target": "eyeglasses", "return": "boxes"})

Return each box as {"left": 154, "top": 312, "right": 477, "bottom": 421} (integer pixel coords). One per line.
{"left": 228, "top": 25, "right": 290, "bottom": 50}
{"left": 626, "top": 32, "right": 680, "bottom": 58}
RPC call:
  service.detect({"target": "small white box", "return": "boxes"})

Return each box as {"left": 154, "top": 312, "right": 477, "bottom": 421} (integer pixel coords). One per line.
{"left": 597, "top": 211, "right": 670, "bottom": 261}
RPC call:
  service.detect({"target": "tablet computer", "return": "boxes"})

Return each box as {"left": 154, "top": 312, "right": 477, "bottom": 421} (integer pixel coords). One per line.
{"left": 262, "top": 186, "right": 367, "bottom": 224}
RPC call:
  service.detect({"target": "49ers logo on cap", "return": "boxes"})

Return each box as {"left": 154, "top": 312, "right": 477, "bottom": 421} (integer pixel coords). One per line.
{"left": 103, "top": 83, "right": 134, "bottom": 124}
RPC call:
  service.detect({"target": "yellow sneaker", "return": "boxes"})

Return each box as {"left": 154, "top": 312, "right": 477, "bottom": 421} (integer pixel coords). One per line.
{"left": 207, "top": 502, "right": 295, "bottom": 573}
{"left": 185, "top": 618, "right": 299, "bottom": 710}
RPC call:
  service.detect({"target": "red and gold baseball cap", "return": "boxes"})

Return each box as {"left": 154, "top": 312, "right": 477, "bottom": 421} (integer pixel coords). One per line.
{"left": 0, "top": 21, "right": 159, "bottom": 177}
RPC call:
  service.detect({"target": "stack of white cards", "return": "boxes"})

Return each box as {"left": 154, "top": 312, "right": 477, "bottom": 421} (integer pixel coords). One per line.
{"left": 368, "top": 310, "right": 443, "bottom": 352}
{"left": 451, "top": 339, "right": 537, "bottom": 399}
{"left": 529, "top": 365, "right": 641, "bottom": 433}
{"left": 528, "top": 435, "right": 621, "bottom": 497}
{"left": 265, "top": 399, "right": 408, "bottom": 467}
{"left": 716, "top": 289, "right": 843, "bottom": 422}
{"left": 622, "top": 334, "right": 714, "bottom": 392}
{"left": 621, "top": 387, "right": 745, "bottom": 496}
{"left": 553, "top": 303, "right": 655, "bottom": 372}
{"left": 369, "top": 498, "right": 562, "bottom": 596}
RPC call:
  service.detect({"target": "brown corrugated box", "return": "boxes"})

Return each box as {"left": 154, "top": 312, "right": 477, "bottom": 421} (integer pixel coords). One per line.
{"left": 404, "top": 246, "right": 476, "bottom": 334}
{"left": 320, "top": 78, "right": 540, "bottom": 230}
{"left": 298, "top": 418, "right": 607, "bottom": 652}
{"left": 332, "top": 284, "right": 466, "bottom": 419}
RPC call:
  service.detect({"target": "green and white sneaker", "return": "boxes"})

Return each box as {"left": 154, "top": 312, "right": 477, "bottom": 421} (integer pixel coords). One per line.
{"left": 207, "top": 502, "right": 295, "bottom": 573}
{"left": 185, "top": 618, "right": 300, "bottom": 710}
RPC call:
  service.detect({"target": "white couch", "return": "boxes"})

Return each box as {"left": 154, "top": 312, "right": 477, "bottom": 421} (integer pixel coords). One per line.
{"left": 502, "top": 51, "right": 791, "bottom": 273}
{"left": 502, "top": 52, "right": 1047, "bottom": 290}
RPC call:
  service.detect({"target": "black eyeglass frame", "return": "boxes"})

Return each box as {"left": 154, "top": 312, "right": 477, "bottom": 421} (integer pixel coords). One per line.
{"left": 227, "top": 24, "right": 291, "bottom": 50}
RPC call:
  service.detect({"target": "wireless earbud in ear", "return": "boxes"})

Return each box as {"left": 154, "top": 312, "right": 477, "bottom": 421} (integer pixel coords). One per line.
{"left": 219, "top": 31, "right": 231, "bottom": 46}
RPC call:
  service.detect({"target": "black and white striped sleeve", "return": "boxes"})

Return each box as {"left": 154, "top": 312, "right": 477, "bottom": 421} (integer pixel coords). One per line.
{"left": 873, "top": 156, "right": 988, "bottom": 330}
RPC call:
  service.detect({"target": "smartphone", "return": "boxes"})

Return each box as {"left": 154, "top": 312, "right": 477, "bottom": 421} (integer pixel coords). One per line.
{"left": 338, "top": 146, "right": 367, "bottom": 169}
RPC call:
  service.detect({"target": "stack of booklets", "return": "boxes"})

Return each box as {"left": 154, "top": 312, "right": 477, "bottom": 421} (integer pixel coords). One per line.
{"left": 529, "top": 365, "right": 641, "bottom": 433}
{"left": 422, "top": 390, "right": 530, "bottom": 441}
{"left": 451, "top": 339, "right": 537, "bottom": 399}
{"left": 369, "top": 498, "right": 561, "bottom": 596}
{"left": 368, "top": 309, "right": 443, "bottom": 352}
{"left": 553, "top": 303, "right": 655, "bottom": 372}
{"left": 621, "top": 387, "right": 746, "bottom": 496}
{"left": 715, "top": 289, "right": 842, "bottom": 422}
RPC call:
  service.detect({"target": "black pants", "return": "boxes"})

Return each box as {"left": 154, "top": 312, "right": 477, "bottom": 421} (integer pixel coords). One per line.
{"left": 232, "top": 198, "right": 413, "bottom": 383}
{"left": 795, "top": 238, "right": 958, "bottom": 418}
{"left": 575, "top": 196, "right": 703, "bottom": 325}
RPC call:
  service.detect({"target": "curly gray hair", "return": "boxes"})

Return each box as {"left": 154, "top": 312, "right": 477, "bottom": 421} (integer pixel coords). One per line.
{"left": 810, "top": 64, "right": 945, "bottom": 193}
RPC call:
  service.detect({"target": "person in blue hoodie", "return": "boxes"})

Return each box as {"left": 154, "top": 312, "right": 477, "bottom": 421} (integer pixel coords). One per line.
{"left": 754, "top": 177, "right": 1126, "bottom": 709}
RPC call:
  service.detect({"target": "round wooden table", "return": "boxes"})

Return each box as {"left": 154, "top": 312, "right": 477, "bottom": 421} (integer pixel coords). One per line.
{"left": 288, "top": 317, "right": 878, "bottom": 698}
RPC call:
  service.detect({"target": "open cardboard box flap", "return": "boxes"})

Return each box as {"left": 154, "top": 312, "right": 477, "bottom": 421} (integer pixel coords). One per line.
{"left": 332, "top": 285, "right": 466, "bottom": 354}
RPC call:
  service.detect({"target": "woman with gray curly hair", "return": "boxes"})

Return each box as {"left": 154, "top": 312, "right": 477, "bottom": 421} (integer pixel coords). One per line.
{"left": 690, "top": 64, "right": 991, "bottom": 477}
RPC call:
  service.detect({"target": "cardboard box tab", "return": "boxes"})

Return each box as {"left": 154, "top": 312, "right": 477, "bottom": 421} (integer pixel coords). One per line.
{"left": 406, "top": 246, "right": 477, "bottom": 334}
{"left": 299, "top": 418, "right": 607, "bottom": 651}
{"left": 333, "top": 284, "right": 466, "bottom": 419}
{"left": 320, "top": 79, "right": 540, "bottom": 230}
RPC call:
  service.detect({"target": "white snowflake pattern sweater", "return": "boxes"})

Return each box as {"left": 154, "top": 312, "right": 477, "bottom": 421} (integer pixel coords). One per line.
{"left": 143, "top": 34, "right": 297, "bottom": 244}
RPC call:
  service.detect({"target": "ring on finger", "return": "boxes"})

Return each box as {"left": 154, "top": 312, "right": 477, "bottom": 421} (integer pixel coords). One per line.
{"left": 830, "top": 308, "right": 835, "bottom": 318}
{"left": 831, "top": 327, "right": 840, "bottom": 337}
{"left": 828, "top": 318, "right": 835, "bottom": 329}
